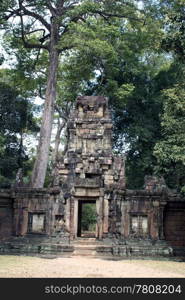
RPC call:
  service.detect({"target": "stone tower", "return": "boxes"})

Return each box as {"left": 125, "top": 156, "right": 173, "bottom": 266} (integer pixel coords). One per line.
{"left": 58, "top": 96, "right": 125, "bottom": 239}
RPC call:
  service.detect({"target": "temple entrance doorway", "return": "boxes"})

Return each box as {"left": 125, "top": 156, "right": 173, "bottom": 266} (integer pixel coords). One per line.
{"left": 77, "top": 200, "right": 96, "bottom": 238}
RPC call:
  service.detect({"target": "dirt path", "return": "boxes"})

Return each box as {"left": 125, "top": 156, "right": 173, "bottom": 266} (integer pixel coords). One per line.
{"left": 0, "top": 255, "right": 185, "bottom": 278}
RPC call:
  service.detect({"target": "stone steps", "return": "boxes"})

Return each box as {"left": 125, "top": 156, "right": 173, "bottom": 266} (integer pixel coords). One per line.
{"left": 71, "top": 238, "right": 113, "bottom": 257}
{"left": 0, "top": 242, "right": 74, "bottom": 255}
{"left": 72, "top": 238, "right": 107, "bottom": 245}
{"left": 0, "top": 236, "right": 177, "bottom": 259}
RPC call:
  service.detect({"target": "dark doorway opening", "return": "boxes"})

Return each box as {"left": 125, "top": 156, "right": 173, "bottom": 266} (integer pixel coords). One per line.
{"left": 77, "top": 200, "right": 96, "bottom": 238}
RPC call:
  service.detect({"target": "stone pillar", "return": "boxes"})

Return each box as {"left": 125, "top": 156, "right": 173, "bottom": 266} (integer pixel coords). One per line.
{"left": 120, "top": 201, "right": 127, "bottom": 237}
{"left": 13, "top": 208, "right": 19, "bottom": 236}
{"left": 13, "top": 198, "right": 22, "bottom": 236}
{"left": 69, "top": 197, "right": 75, "bottom": 239}
{"left": 65, "top": 198, "right": 71, "bottom": 232}
{"left": 20, "top": 208, "right": 28, "bottom": 236}
{"left": 96, "top": 196, "right": 103, "bottom": 239}
{"left": 150, "top": 200, "right": 160, "bottom": 240}
{"left": 46, "top": 201, "right": 51, "bottom": 236}
{"left": 74, "top": 199, "right": 78, "bottom": 238}
{"left": 159, "top": 201, "right": 167, "bottom": 240}
{"left": 122, "top": 200, "right": 129, "bottom": 238}
{"left": 96, "top": 199, "right": 100, "bottom": 238}
{"left": 103, "top": 196, "right": 109, "bottom": 235}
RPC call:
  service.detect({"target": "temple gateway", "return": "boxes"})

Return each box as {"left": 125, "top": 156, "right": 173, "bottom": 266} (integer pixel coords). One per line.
{"left": 0, "top": 96, "right": 185, "bottom": 257}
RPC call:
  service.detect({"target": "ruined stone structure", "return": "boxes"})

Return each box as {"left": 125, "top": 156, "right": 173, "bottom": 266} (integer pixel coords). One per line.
{"left": 0, "top": 96, "right": 185, "bottom": 257}
{"left": 57, "top": 96, "right": 125, "bottom": 240}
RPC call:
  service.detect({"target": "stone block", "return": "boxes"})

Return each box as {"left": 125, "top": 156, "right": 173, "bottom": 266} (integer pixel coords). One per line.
{"left": 58, "top": 169, "right": 69, "bottom": 175}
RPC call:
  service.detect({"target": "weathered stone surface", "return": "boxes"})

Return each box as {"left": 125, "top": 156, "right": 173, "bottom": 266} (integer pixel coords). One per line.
{"left": 0, "top": 96, "right": 185, "bottom": 258}
{"left": 57, "top": 96, "right": 126, "bottom": 240}
{"left": 0, "top": 191, "right": 13, "bottom": 239}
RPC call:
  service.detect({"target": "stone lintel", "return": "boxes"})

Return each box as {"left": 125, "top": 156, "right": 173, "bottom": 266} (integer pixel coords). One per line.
{"left": 74, "top": 187, "right": 100, "bottom": 197}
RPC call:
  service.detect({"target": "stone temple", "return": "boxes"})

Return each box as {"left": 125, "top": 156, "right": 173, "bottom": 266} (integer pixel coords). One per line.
{"left": 0, "top": 96, "right": 185, "bottom": 257}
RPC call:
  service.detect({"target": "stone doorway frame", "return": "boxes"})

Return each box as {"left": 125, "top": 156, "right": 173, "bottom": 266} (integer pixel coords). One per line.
{"left": 74, "top": 198, "right": 98, "bottom": 239}
{"left": 77, "top": 199, "right": 96, "bottom": 238}
{"left": 67, "top": 195, "right": 109, "bottom": 240}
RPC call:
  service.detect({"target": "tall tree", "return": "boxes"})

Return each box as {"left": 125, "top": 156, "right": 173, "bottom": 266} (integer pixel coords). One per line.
{"left": 0, "top": 0, "right": 143, "bottom": 188}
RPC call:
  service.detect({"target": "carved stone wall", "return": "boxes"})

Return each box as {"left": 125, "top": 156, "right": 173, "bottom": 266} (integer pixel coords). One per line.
{"left": 109, "top": 190, "right": 167, "bottom": 240}
{"left": 0, "top": 190, "right": 13, "bottom": 239}
{"left": 0, "top": 96, "right": 185, "bottom": 257}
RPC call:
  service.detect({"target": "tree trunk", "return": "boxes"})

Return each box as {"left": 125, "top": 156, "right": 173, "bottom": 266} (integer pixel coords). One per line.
{"left": 31, "top": 23, "right": 59, "bottom": 188}
{"left": 52, "top": 118, "right": 66, "bottom": 165}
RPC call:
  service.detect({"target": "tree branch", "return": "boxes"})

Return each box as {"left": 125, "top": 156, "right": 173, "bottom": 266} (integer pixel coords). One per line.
{"left": 26, "top": 28, "right": 46, "bottom": 35}
{"left": 55, "top": 104, "right": 68, "bottom": 121}
{"left": 25, "top": 28, "right": 51, "bottom": 44}
{"left": 5, "top": 9, "right": 21, "bottom": 20}
{"left": 39, "top": 33, "right": 51, "bottom": 43}
{"left": 45, "top": 1, "right": 57, "bottom": 16}
{"left": 18, "top": 0, "right": 51, "bottom": 32}
{"left": 56, "top": 0, "right": 65, "bottom": 8}
{"left": 94, "top": 11, "right": 144, "bottom": 22}
{"left": 20, "top": 14, "right": 49, "bottom": 51}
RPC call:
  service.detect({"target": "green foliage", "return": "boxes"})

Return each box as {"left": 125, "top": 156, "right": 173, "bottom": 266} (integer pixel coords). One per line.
{"left": 0, "top": 81, "right": 39, "bottom": 187}
{"left": 81, "top": 203, "right": 96, "bottom": 231}
{"left": 58, "top": 19, "right": 119, "bottom": 65}
{"left": 160, "top": 0, "right": 185, "bottom": 61}
{"left": 151, "top": 0, "right": 185, "bottom": 191}
{"left": 3, "top": 31, "right": 48, "bottom": 99}
{"left": 154, "top": 80, "right": 185, "bottom": 191}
